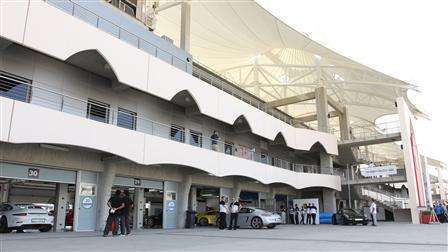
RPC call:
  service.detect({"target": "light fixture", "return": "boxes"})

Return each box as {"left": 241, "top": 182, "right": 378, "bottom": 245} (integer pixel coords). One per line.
{"left": 184, "top": 96, "right": 191, "bottom": 102}
{"left": 39, "top": 144, "right": 69, "bottom": 152}
{"left": 207, "top": 173, "right": 214, "bottom": 176}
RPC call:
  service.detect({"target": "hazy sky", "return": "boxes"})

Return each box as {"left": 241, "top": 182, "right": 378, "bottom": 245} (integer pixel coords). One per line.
{"left": 257, "top": 0, "right": 448, "bottom": 164}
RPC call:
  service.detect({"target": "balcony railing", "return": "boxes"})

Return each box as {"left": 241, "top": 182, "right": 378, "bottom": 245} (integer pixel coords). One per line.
{"left": 0, "top": 78, "right": 323, "bottom": 175}
{"left": 45, "top": 0, "right": 191, "bottom": 73}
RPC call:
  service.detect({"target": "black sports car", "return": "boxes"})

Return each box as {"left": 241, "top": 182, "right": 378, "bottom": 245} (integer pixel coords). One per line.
{"left": 332, "top": 208, "right": 369, "bottom": 225}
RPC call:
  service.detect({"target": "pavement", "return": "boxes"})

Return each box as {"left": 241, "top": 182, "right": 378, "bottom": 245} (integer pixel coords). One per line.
{"left": 0, "top": 222, "right": 447, "bottom": 251}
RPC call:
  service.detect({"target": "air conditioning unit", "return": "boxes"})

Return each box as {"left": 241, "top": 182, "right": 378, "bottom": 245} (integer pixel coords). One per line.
{"left": 161, "top": 35, "right": 174, "bottom": 44}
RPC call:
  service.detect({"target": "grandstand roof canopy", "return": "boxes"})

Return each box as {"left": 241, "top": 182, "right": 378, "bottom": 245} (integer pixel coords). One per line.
{"left": 153, "top": 0, "right": 423, "bottom": 136}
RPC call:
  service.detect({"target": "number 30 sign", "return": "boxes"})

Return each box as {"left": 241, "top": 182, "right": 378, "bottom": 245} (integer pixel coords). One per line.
{"left": 28, "top": 168, "right": 40, "bottom": 178}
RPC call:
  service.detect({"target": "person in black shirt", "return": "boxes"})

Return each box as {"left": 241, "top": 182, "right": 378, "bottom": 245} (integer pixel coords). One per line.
{"left": 122, "top": 190, "right": 134, "bottom": 235}
{"left": 294, "top": 204, "right": 300, "bottom": 225}
{"left": 103, "top": 190, "right": 125, "bottom": 237}
{"left": 228, "top": 197, "right": 241, "bottom": 230}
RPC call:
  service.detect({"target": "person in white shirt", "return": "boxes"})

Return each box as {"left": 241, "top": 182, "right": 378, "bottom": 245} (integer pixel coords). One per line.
{"left": 309, "top": 203, "right": 318, "bottom": 225}
{"left": 228, "top": 197, "right": 241, "bottom": 230}
{"left": 218, "top": 196, "right": 229, "bottom": 230}
{"left": 369, "top": 199, "right": 377, "bottom": 226}
{"left": 306, "top": 204, "right": 311, "bottom": 224}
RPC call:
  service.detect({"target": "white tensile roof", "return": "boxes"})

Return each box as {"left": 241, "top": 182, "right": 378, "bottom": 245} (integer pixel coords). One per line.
{"left": 152, "top": 0, "right": 423, "bottom": 163}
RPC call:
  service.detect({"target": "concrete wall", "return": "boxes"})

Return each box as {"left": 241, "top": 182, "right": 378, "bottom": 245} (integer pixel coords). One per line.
{"left": 0, "top": 0, "right": 338, "bottom": 155}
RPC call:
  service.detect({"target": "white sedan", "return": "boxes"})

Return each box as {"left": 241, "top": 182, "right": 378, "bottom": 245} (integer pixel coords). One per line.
{"left": 0, "top": 203, "right": 54, "bottom": 233}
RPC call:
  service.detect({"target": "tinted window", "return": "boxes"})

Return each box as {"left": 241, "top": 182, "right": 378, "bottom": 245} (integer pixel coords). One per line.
{"left": 117, "top": 108, "right": 136, "bottom": 130}
{"left": 87, "top": 99, "right": 110, "bottom": 123}
{"left": 224, "top": 143, "right": 233, "bottom": 155}
{"left": 189, "top": 130, "right": 202, "bottom": 147}
{"left": 0, "top": 72, "right": 31, "bottom": 102}
{"left": 170, "top": 125, "right": 185, "bottom": 143}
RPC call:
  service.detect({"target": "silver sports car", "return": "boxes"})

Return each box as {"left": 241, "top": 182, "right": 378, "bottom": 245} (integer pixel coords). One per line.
{"left": 221, "top": 207, "right": 282, "bottom": 229}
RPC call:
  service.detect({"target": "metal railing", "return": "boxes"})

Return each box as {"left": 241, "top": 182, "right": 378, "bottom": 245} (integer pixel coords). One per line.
{"left": 0, "top": 79, "right": 322, "bottom": 175}
{"left": 45, "top": 0, "right": 190, "bottom": 73}
{"left": 339, "top": 121, "right": 401, "bottom": 141}
{"left": 360, "top": 186, "right": 409, "bottom": 209}
{"left": 193, "top": 62, "right": 296, "bottom": 126}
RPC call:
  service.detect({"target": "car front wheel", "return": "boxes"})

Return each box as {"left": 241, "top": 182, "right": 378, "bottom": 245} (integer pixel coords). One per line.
{"left": 251, "top": 217, "right": 263, "bottom": 229}
{"left": 267, "top": 224, "right": 276, "bottom": 229}
{"left": 198, "top": 218, "right": 209, "bottom": 226}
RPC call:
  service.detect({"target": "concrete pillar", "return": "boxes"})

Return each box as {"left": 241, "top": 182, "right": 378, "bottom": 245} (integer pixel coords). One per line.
{"left": 189, "top": 186, "right": 197, "bottom": 211}
{"left": 177, "top": 174, "right": 192, "bottom": 228}
{"left": 266, "top": 187, "right": 276, "bottom": 212}
{"left": 437, "top": 166, "right": 447, "bottom": 201}
{"left": 133, "top": 188, "right": 144, "bottom": 229}
{"left": 322, "top": 188, "right": 336, "bottom": 213}
{"left": 320, "top": 152, "right": 333, "bottom": 175}
{"left": 315, "top": 86, "right": 329, "bottom": 133}
{"left": 54, "top": 183, "right": 68, "bottom": 232}
{"left": 232, "top": 180, "right": 242, "bottom": 199}
{"left": 220, "top": 187, "right": 231, "bottom": 199}
{"left": 1, "top": 183, "right": 9, "bottom": 203}
{"left": 339, "top": 106, "right": 350, "bottom": 140}
{"left": 96, "top": 162, "right": 117, "bottom": 231}
{"left": 180, "top": 2, "right": 191, "bottom": 52}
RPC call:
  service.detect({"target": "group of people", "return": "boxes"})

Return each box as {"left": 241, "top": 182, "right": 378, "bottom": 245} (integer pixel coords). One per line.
{"left": 218, "top": 196, "right": 241, "bottom": 230}
{"left": 432, "top": 201, "right": 448, "bottom": 223}
{"left": 103, "top": 189, "right": 134, "bottom": 237}
{"left": 285, "top": 203, "right": 318, "bottom": 225}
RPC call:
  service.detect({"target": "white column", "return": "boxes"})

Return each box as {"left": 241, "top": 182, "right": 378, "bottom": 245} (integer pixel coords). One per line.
{"left": 1, "top": 183, "right": 9, "bottom": 203}
{"left": 54, "top": 183, "right": 68, "bottom": 232}
{"left": 320, "top": 152, "right": 333, "bottom": 175}
{"left": 133, "top": 188, "right": 145, "bottom": 229}
{"left": 339, "top": 106, "right": 350, "bottom": 140}
{"left": 232, "top": 180, "right": 242, "bottom": 200}
{"left": 266, "top": 187, "right": 276, "bottom": 212}
{"left": 189, "top": 186, "right": 197, "bottom": 211}
{"left": 96, "top": 162, "right": 117, "bottom": 231}
{"left": 322, "top": 188, "right": 336, "bottom": 213}
{"left": 437, "top": 166, "right": 447, "bottom": 201}
{"left": 180, "top": 2, "right": 191, "bottom": 52}
{"left": 315, "top": 86, "right": 329, "bottom": 133}
{"left": 177, "top": 174, "right": 192, "bottom": 228}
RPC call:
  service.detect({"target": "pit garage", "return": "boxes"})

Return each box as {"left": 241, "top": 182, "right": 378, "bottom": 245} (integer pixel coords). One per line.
{"left": 112, "top": 177, "right": 164, "bottom": 229}
{"left": 0, "top": 162, "right": 77, "bottom": 233}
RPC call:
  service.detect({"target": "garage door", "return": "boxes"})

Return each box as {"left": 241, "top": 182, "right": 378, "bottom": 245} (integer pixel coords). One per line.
{"left": 0, "top": 162, "right": 76, "bottom": 184}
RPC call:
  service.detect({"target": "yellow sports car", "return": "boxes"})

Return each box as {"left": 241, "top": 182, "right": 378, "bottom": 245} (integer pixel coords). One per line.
{"left": 195, "top": 211, "right": 219, "bottom": 226}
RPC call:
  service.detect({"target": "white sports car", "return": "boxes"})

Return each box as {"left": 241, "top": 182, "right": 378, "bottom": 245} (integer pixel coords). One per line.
{"left": 0, "top": 203, "right": 54, "bottom": 233}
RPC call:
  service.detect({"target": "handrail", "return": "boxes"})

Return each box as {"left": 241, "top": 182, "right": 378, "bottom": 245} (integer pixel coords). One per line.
{"left": 0, "top": 79, "right": 324, "bottom": 175}
{"left": 45, "top": 0, "right": 190, "bottom": 72}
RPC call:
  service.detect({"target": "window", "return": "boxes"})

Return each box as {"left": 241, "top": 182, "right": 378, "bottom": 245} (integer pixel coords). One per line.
{"left": 117, "top": 108, "right": 136, "bottom": 130}
{"left": 87, "top": 99, "right": 110, "bottom": 123}
{"left": 170, "top": 124, "right": 185, "bottom": 143}
{"left": 0, "top": 72, "right": 31, "bottom": 102}
{"left": 189, "top": 130, "right": 202, "bottom": 147}
{"left": 224, "top": 142, "right": 233, "bottom": 155}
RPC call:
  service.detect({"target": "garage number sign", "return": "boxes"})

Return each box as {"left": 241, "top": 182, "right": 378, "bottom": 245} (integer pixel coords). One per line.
{"left": 134, "top": 178, "right": 141, "bottom": 186}
{"left": 28, "top": 168, "right": 40, "bottom": 178}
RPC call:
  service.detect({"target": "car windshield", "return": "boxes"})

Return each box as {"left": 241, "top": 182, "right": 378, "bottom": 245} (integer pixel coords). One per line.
{"left": 343, "top": 209, "right": 359, "bottom": 215}
{"left": 255, "top": 208, "right": 272, "bottom": 214}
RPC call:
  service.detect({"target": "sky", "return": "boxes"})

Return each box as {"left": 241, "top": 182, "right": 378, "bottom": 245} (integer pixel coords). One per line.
{"left": 257, "top": 0, "right": 448, "bottom": 164}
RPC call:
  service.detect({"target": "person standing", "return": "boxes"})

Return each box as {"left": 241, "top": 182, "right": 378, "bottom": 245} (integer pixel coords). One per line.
{"left": 300, "top": 206, "right": 305, "bottom": 224}
{"left": 289, "top": 205, "right": 295, "bottom": 224}
{"left": 228, "top": 197, "right": 241, "bottom": 230}
{"left": 211, "top": 131, "right": 219, "bottom": 151}
{"left": 294, "top": 204, "right": 300, "bottom": 225}
{"left": 218, "top": 196, "right": 229, "bottom": 229}
{"left": 280, "top": 205, "right": 286, "bottom": 224}
{"left": 370, "top": 199, "right": 377, "bottom": 226}
{"left": 310, "top": 203, "right": 317, "bottom": 225}
{"left": 103, "top": 190, "right": 125, "bottom": 237}
{"left": 122, "top": 190, "right": 134, "bottom": 235}
{"left": 306, "top": 203, "right": 311, "bottom": 225}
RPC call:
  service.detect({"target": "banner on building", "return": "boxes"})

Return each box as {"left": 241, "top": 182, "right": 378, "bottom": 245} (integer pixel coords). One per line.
{"left": 362, "top": 165, "right": 397, "bottom": 177}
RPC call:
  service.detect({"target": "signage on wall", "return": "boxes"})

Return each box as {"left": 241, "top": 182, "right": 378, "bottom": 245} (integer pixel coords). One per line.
{"left": 167, "top": 200, "right": 176, "bottom": 212}
{"left": 134, "top": 178, "right": 141, "bottom": 186}
{"left": 82, "top": 197, "right": 94, "bottom": 209}
{"left": 28, "top": 168, "right": 40, "bottom": 178}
